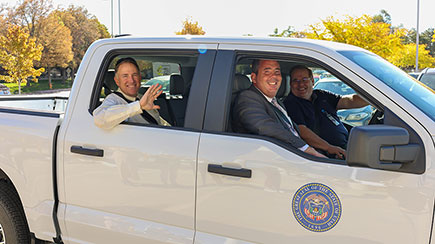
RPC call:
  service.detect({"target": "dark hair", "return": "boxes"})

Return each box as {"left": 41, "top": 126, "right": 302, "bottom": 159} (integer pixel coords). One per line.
{"left": 114, "top": 57, "right": 140, "bottom": 74}
{"left": 251, "top": 59, "right": 260, "bottom": 74}
{"left": 290, "top": 65, "right": 313, "bottom": 80}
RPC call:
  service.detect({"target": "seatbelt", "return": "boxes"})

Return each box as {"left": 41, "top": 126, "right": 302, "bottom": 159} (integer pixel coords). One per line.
{"left": 114, "top": 92, "right": 158, "bottom": 125}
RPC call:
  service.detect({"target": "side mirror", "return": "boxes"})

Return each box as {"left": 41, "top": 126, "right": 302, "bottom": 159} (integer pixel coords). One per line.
{"left": 346, "top": 125, "right": 420, "bottom": 170}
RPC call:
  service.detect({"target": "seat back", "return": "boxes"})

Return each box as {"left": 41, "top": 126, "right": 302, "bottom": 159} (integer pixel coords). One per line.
{"left": 276, "top": 73, "right": 290, "bottom": 101}
{"left": 228, "top": 74, "right": 252, "bottom": 132}
{"left": 169, "top": 74, "right": 185, "bottom": 96}
{"left": 103, "top": 70, "right": 117, "bottom": 96}
{"left": 168, "top": 74, "right": 188, "bottom": 127}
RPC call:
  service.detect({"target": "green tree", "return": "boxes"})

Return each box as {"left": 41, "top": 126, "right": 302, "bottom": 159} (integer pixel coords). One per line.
{"left": 38, "top": 12, "right": 73, "bottom": 88}
{"left": 0, "top": 25, "right": 44, "bottom": 94}
{"left": 175, "top": 17, "right": 205, "bottom": 35}
{"left": 269, "top": 26, "right": 305, "bottom": 38}
{"left": 372, "top": 9, "right": 391, "bottom": 24}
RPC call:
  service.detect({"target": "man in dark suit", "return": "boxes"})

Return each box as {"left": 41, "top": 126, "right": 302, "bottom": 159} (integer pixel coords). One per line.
{"left": 232, "top": 59, "right": 325, "bottom": 158}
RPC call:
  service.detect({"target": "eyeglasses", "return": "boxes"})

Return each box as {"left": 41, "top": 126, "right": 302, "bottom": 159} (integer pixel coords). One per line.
{"left": 291, "top": 77, "right": 312, "bottom": 83}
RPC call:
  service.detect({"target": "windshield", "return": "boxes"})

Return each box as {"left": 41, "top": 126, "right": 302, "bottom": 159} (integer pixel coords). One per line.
{"left": 338, "top": 51, "right": 435, "bottom": 121}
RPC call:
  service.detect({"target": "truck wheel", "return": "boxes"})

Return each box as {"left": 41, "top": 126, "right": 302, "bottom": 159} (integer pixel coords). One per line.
{"left": 0, "top": 181, "right": 30, "bottom": 243}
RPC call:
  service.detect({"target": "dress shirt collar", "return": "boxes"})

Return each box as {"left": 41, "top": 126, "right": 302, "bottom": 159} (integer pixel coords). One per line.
{"left": 116, "top": 88, "right": 137, "bottom": 102}
{"left": 253, "top": 85, "right": 274, "bottom": 102}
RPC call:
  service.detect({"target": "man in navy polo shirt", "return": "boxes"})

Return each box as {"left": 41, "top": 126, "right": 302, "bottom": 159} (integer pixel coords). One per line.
{"left": 284, "top": 65, "right": 368, "bottom": 159}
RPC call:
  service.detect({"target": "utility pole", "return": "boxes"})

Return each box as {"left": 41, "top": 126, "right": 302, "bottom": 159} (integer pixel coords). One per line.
{"left": 415, "top": 0, "right": 420, "bottom": 71}
{"left": 118, "top": 0, "right": 121, "bottom": 35}
{"left": 111, "top": 0, "right": 113, "bottom": 37}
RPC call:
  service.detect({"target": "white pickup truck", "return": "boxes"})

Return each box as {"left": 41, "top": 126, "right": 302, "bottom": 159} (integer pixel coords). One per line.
{"left": 0, "top": 37, "right": 434, "bottom": 244}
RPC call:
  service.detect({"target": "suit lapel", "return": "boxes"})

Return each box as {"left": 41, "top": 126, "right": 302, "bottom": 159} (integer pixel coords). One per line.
{"left": 249, "top": 86, "right": 300, "bottom": 135}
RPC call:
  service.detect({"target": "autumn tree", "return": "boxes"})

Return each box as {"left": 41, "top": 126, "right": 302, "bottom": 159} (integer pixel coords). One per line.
{"left": 55, "top": 6, "right": 110, "bottom": 71}
{"left": 388, "top": 43, "right": 435, "bottom": 69}
{"left": 306, "top": 15, "right": 405, "bottom": 58}
{"left": 10, "top": 0, "right": 53, "bottom": 38}
{"left": 0, "top": 4, "right": 8, "bottom": 35}
{"left": 175, "top": 17, "right": 205, "bottom": 35}
{"left": 304, "top": 14, "right": 434, "bottom": 69}
{"left": 404, "top": 28, "right": 435, "bottom": 56}
{"left": 0, "top": 25, "right": 44, "bottom": 94}
{"left": 38, "top": 12, "right": 73, "bottom": 88}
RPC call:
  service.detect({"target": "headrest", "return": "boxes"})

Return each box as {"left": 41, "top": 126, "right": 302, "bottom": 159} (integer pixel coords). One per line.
{"left": 105, "top": 70, "right": 117, "bottom": 89}
{"left": 103, "top": 70, "right": 117, "bottom": 95}
{"left": 169, "top": 74, "right": 184, "bottom": 95}
{"left": 232, "top": 74, "right": 251, "bottom": 93}
{"left": 276, "top": 73, "right": 289, "bottom": 99}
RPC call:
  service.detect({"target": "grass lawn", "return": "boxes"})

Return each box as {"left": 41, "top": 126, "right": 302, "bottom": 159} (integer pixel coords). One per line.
{"left": 3, "top": 78, "right": 73, "bottom": 94}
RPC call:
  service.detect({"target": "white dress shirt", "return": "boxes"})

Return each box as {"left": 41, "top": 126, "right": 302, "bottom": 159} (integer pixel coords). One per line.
{"left": 93, "top": 89, "right": 169, "bottom": 129}
{"left": 257, "top": 88, "right": 309, "bottom": 152}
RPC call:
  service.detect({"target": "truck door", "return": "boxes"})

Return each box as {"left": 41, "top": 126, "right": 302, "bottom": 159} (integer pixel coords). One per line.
{"left": 194, "top": 48, "right": 435, "bottom": 243}
{"left": 58, "top": 44, "right": 216, "bottom": 244}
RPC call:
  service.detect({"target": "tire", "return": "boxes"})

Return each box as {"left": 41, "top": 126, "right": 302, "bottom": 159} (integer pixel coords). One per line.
{"left": 0, "top": 181, "right": 30, "bottom": 244}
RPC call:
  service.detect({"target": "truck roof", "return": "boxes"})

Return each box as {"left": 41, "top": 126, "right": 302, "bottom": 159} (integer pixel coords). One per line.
{"left": 91, "top": 35, "right": 366, "bottom": 53}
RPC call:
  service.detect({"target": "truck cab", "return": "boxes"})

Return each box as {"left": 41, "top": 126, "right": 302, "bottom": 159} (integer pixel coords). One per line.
{"left": 0, "top": 37, "right": 433, "bottom": 244}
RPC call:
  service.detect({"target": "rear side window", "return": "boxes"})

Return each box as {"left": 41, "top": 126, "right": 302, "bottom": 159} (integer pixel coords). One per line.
{"left": 93, "top": 53, "right": 199, "bottom": 128}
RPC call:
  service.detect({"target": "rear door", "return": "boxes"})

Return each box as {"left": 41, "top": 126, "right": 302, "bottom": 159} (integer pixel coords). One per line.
{"left": 195, "top": 46, "right": 434, "bottom": 243}
{"left": 58, "top": 42, "right": 217, "bottom": 244}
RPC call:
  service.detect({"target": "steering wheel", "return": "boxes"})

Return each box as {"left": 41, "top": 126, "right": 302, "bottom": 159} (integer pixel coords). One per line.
{"left": 369, "top": 109, "right": 384, "bottom": 125}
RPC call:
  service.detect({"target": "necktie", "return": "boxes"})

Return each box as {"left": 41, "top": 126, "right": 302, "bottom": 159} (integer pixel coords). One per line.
{"left": 271, "top": 98, "right": 299, "bottom": 137}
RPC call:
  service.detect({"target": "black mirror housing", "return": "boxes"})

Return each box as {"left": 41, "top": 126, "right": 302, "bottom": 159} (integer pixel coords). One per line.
{"left": 346, "top": 125, "right": 420, "bottom": 170}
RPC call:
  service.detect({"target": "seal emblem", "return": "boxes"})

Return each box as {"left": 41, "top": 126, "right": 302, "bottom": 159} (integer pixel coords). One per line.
{"left": 292, "top": 183, "right": 341, "bottom": 232}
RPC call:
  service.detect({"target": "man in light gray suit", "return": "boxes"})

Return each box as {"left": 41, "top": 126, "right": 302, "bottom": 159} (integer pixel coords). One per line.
{"left": 232, "top": 59, "right": 325, "bottom": 158}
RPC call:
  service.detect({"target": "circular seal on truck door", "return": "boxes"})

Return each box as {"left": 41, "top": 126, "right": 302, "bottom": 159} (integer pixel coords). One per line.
{"left": 292, "top": 183, "right": 341, "bottom": 232}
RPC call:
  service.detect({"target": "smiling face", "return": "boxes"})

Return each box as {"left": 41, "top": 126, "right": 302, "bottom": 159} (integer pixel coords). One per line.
{"left": 114, "top": 62, "right": 141, "bottom": 97}
{"left": 251, "top": 60, "right": 282, "bottom": 98}
{"left": 290, "top": 68, "right": 315, "bottom": 101}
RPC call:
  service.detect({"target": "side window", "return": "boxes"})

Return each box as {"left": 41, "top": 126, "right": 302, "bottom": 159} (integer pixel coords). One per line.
{"left": 94, "top": 53, "right": 198, "bottom": 128}
{"left": 230, "top": 56, "right": 377, "bottom": 160}
{"left": 311, "top": 68, "right": 375, "bottom": 128}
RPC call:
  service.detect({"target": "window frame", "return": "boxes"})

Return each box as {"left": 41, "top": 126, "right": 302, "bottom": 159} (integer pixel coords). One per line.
{"left": 89, "top": 48, "right": 217, "bottom": 131}
{"left": 201, "top": 49, "right": 399, "bottom": 166}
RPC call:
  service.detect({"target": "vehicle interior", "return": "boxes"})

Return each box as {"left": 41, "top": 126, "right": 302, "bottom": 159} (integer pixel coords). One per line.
{"left": 95, "top": 54, "right": 199, "bottom": 127}
{"left": 227, "top": 57, "right": 390, "bottom": 162}
{"left": 230, "top": 57, "right": 380, "bottom": 131}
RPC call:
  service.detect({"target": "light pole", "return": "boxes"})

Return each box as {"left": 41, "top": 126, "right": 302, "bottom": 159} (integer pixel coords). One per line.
{"left": 118, "top": 0, "right": 121, "bottom": 35}
{"left": 415, "top": 0, "right": 420, "bottom": 71}
{"left": 111, "top": 0, "right": 114, "bottom": 37}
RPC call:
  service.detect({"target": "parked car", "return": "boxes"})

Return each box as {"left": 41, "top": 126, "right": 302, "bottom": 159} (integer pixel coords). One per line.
{"left": 0, "top": 84, "right": 11, "bottom": 95}
{"left": 408, "top": 72, "right": 420, "bottom": 79}
{"left": 417, "top": 68, "right": 435, "bottom": 91}
{"left": 314, "top": 78, "right": 374, "bottom": 127}
{"left": 141, "top": 75, "right": 171, "bottom": 93}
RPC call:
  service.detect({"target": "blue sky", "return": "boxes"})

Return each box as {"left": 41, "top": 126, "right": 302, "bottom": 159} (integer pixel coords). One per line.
{"left": 3, "top": 0, "right": 435, "bottom": 37}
